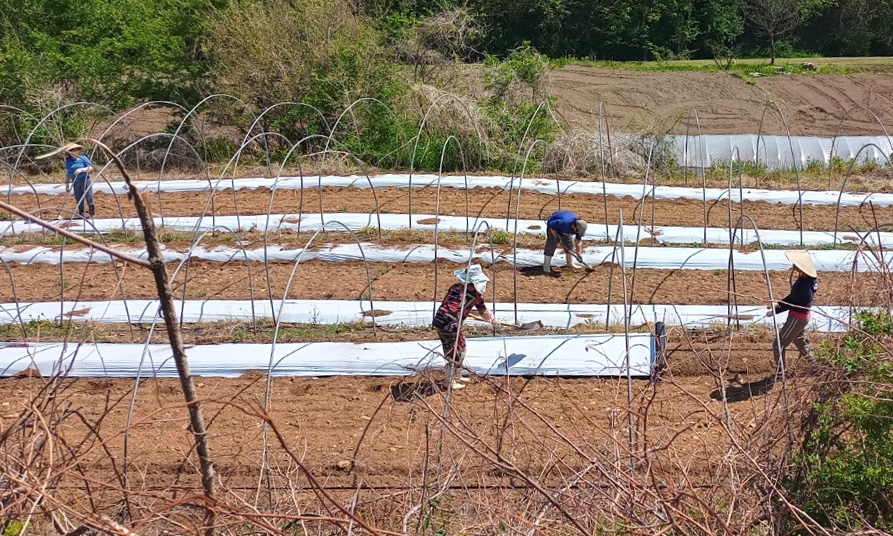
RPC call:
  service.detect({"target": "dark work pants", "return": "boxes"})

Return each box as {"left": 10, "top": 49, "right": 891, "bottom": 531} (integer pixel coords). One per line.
{"left": 72, "top": 177, "right": 95, "bottom": 217}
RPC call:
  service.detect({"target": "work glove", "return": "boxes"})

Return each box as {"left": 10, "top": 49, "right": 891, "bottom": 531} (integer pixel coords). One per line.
{"left": 765, "top": 309, "right": 775, "bottom": 317}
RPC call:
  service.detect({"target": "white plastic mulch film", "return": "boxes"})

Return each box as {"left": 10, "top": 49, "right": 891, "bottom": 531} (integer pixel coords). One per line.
{"left": 668, "top": 134, "right": 893, "bottom": 170}
{"left": 0, "top": 333, "right": 656, "bottom": 378}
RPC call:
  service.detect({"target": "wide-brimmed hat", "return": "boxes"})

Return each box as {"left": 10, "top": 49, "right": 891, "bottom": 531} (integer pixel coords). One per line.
{"left": 575, "top": 219, "right": 588, "bottom": 236}
{"left": 455, "top": 264, "right": 489, "bottom": 286}
{"left": 35, "top": 142, "right": 85, "bottom": 160}
{"left": 785, "top": 251, "right": 817, "bottom": 278}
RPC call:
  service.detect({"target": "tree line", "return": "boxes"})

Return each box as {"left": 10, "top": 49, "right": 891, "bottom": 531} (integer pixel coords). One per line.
{"left": 365, "top": 0, "right": 893, "bottom": 62}
{"left": 2, "top": 0, "right": 892, "bottom": 110}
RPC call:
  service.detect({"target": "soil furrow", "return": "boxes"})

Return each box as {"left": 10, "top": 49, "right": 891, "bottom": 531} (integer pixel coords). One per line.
{"left": 7, "top": 184, "right": 893, "bottom": 233}
{"left": 1, "top": 259, "right": 877, "bottom": 306}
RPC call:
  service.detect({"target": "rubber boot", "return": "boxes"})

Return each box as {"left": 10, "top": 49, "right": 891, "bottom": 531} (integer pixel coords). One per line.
{"left": 446, "top": 365, "right": 464, "bottom": 390}
{"left": 89, "top": 205, "right": 96, "bottom": 219}
{"left": 565, "top": 252, "right": 579, "bottom": 271}
{"left": 543, "top": 255, "right": 554, "bottom": 274}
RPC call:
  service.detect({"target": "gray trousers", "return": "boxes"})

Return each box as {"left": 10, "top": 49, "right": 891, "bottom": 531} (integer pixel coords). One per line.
{"left": 544, "top": 227, "right": 576, "bottom": 257}
{"left": 773, "top": 314, "right": 811, "bottom": 367}
{"left": 72, "top": 177, "right": 95, "bottom": 217}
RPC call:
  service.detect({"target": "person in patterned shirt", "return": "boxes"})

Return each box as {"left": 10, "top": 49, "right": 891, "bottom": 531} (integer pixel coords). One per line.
{"left": 433, "top": 264, "right": 497, "bottom": 390}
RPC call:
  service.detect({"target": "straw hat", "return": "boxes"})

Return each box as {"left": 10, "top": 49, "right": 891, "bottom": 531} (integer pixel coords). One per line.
{"left": 34, "top": 142, "right": 85, "bottom": 161}
{"left": 785, "top": 251, "right": 817, "bottom": 278}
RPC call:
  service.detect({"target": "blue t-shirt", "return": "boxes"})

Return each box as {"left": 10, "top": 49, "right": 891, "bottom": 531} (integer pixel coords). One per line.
{"left": 547, "top": 210, "right": 580, "bottom": 238}
{"left": 65, "top": 154, "right": 92, "bottom": 181}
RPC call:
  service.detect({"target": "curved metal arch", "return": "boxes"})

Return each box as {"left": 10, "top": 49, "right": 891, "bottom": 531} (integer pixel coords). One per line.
{"left": 408, "top": 92, "right": 491, "bottom": 227}
{"left": 726, "top": 147, "right": 746, "bottom": 328}
{"left": 260, "top": 220, "right": 379, "bottom": 498}
{"left": 506, "top": 101, "right": 564, "bottom": 229}
{"left": 13, "top": 101, "right": 114, "bottom": 174}
{"left": 301, "top": 133, "right": 383, "bottom": 238}
{"left": 255, "top": 132, "right": 383, "bottom": 316}
{"left": 431, "top": 136, "right": 472, "bottom": 318}
{"left": 828, "top": 105, "right": 892, "bottom": 189}
{"left": 94, "top": 101, "right": 190, "bottom": 147}
{"left": 728, "top": 214, "right": 793, "bottom": 452}
{"left": 243, "top": 101, "right": 332, "bottom": 147}
{"left": 209, "top": 130, "right": 294, "bottom": 233}
{"left": 596, "top": 102, "right": 616, "bottom": 178}
{"left": 234, "top": 101, "right": 331, "bottom": 184}
{"left": 157, "top": 93, "right": 257, "bottom": 208}
{"left": 437, "top": 136, "right": 471, "bottom": 237}
{"left": 594, "top": 102, "right": 616, "bottom": 238}
{"left": 0, "top": 206, "right": 135, "bottom": 334}
{"left": 510, "top": 139, "right": 550, "bottom": 325}
{"left": 111, "top": 131, "right": 211, "bottom": 226}
{"left": 12, "top": 102, "right": 115, "bottom": 183}
{"left": 0, "top": 155, "right": 44, "bottom": 217}
{"left": 0, "top": 106, "right": 40, "bottom": 159}
{"left": 628, "top": 144, "right": 656, "bottom": 302}
{"left": 323, "top": 97, "right": 401, "bottom": 156}
{"left": 0, "top": 256, "right": 28, "bottom": 341}
{"left": 681, "top": 107, "right": 708, "bottom": 243}
{"left": 832, "top": 143, "right": 893, "bottom": 244}
{"left": 167, "top": 225, "right": 259, "bottom": 331}
{"left": 754, "top": 101, "right": 804, "bottom": 245}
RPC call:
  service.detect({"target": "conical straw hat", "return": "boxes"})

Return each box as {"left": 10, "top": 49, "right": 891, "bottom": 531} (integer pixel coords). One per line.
{"left": 35, "top": 142, "right": 84, "bottom": 160}
{"left": 785, "top": 251, "right": 817, "bottom": 278}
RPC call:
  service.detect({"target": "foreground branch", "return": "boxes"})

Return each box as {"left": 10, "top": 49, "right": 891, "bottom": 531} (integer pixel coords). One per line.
{"left": 89, "top": 139, "right": 217, "bottom": 535}
{"left": 0, "top": 200, "right": 151, "bottom": 268}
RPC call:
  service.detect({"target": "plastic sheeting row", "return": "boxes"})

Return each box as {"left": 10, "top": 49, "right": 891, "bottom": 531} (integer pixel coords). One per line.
{"left": 0, "top": 333, "right": 656, "bottom": 378}
{"left": 3, "top": 212, "right": 889, "bottom": 247}
{"left": 1, "top": 299, "right": 854, "bottom": 332}
{"left": 668, "top": 133, "right": 893, "bottom": 171}
{"left": 5, "top": 173, "right": 892, "bottom": 207}
{"left": 2, "top": 242, "right": 889, "bottom": 272}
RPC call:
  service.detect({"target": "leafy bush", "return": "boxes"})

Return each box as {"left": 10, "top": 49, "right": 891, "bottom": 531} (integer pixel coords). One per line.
{"left": 789, "top": 310, "right": 893, "bottom": 532}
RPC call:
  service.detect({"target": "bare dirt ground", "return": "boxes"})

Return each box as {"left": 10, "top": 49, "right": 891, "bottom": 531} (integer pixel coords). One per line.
{"left": 548, "top": 66, "right": 893, "bottom": 135}
{"left": 2, "top": 68, "right": 887, "bottom": 533}
{"left": 0, "top": 258, "right": 878, "bottom": 307}
{"left": 8, "top": 184, "right": 893, "bottom": 233}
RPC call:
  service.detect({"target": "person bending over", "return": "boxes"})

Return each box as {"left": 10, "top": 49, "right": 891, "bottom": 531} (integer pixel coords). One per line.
{"left": 432, "top": 264, "right": 497, "bottom": 390}
{"left": 543, "top": 210, "right": 587, "bottom": 275}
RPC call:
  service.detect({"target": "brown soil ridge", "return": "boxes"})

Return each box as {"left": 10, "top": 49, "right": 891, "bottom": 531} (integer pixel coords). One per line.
{"left": 0, "top": 259, "right": 873, "bottom": 307}
{"left": 548, "top": 66, "right": 893, "bottom": 136}
{"left": 7, "top": 184, "right": 891, "bottom": 234}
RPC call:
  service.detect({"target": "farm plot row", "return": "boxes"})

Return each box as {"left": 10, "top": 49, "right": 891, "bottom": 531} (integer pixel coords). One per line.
{"left": 0, "top": 258, "right": 877, "bottom": 306}
{"left": 7, "top": 184, "right": 893, "bottom": 233}
{"left": 0, "top": 363, "right": 812, "bottom": 491}
{"left": 0, "top": 174, "right": 844, "bottom": 527}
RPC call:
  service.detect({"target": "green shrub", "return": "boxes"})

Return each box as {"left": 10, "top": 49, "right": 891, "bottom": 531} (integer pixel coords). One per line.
{"left": 789, "top": 310, "right": 893, "bottom": 532}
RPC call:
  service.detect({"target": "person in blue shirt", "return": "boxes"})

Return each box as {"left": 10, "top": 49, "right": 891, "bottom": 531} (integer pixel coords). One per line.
{"left": 63, "top": 143, "right": 95, "bottom": 219}
{"left": 543, "top": 210, "right": 588, "bottom": 275}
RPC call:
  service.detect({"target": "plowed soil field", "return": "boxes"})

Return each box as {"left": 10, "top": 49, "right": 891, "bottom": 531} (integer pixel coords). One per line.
{"left": 2, "top": 67, "right": 887, "bottom": 533}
